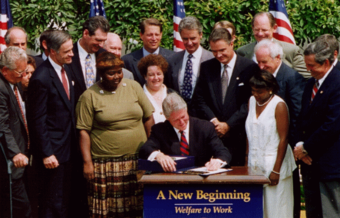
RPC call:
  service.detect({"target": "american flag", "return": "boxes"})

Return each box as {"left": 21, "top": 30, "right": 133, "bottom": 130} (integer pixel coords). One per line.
{"left": 89, "top": 0, "right": 106, "bottom": 18}
{"left": 173, "top": 0, "right": 185, "bottom": 51}
{"left": 269, "top": 0, "right": 295, "bottom": 45}
{"left": 0, "top": 0, "right": 13, "bottom": 54}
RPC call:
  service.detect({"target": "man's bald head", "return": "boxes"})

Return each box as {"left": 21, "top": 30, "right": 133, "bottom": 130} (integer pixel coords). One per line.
{"left": 5, "top": 27, "right": 28, "bottom": 51}
{"left": 103, "top": 33, "right": 122, "bottom": 57}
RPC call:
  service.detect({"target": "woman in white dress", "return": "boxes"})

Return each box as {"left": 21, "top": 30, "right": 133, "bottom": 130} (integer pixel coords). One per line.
{"left": 246, "top": 70, "right": 296, "bottom": 218}
{"left": 138, "top": 54, "right": 171, "bottom": 124}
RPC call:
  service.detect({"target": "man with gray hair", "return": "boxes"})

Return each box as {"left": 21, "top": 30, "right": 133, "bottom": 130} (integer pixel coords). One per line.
{"left": 139, "top": 92, "right": 231, "bottom": 172}
{"left": 255, "top": 39, "right": 305, "bottom": 218}
{"left": 27, "top": 30, "right": 76, "bottom": 218}
{"left": 0, "top": 46, "right": 31, "bottom": 218}
{"left": 316, "top": 34, "right": 340, "bottom": 70}
{"left": 167, "top": 16, "right": 213, "bottom": 115}
{"left": 103, "top": 32, "right": 134, "bottom": 80}
{"left": 294, "top": 39, "right": 340, "bottom": 218}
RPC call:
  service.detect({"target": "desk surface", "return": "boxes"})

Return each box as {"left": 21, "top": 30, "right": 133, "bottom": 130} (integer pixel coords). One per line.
{"left": 139, "top": 166, "right": 270, "bottom": 185}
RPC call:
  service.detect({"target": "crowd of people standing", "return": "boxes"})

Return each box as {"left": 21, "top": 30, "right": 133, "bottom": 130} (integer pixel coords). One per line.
{"left": 0, "top": 11, "right": 339, "bottom": 218}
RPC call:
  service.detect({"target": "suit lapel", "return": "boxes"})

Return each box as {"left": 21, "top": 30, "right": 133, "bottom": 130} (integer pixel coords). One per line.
{"left": 172, "top": 51, "right": 185, "bottom": 92}
{"left": 131, "top": 49, "right": 144, "bottom": 83}
{"left": 8, "top": 83, "right": 26, "bottom": 127}
{"left": 71, "top": 44, "right": 87, "bottom": 92}
{"left": 210, "top": 59, "right": 223, "bottom": 111}
{"left": 223, "top": 55, "right": 241, "bottom": 105}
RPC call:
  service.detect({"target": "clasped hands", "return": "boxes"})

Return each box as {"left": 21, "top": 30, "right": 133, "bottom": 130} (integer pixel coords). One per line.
{"left": 294, "top": 144, "right": 312, "bottom": 165}
{"left": 211, "top": 119, "right": 230, "bottom": 138}
{"left": 156, "top": 153, "right": 222, "bottom": 172}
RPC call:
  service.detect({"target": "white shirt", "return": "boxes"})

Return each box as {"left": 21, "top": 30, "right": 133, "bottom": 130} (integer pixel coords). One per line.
{"left": 77, "top": 40, "right": 97, "bottom": 84}
{"left": 219, "top": 51, "right": 237, "bottom": 85}
{"left": 179, "top": 46, "right": 203, "bottom": 98}
{"left": 272, "top": 61, "right": 282, "bottom": 78}
{"left": 42, "top": 52, "right": 48, "bottom": 61}
{"left": 333, "top": 59, "right": 338, "bottom": 67}
{"left": 10, "top": 84, "right": 26, "bottom": 121}
{"left": 143, "top": 47, "right": 160, "bottom": 57}
{"left": 48, "top": 56, "right": 69, "bottom": 93}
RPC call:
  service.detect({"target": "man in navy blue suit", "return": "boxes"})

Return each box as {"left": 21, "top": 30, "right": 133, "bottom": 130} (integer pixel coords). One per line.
{"left": 27, "top": 30, "right": 76, "bottom": 218}
{"left": 294, "top": 39, "right": 340, "bottom": 218}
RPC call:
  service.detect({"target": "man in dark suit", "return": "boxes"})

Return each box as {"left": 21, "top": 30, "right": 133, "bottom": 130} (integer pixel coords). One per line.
{"left": 5, "top": 26, "right": 44, "bottom": 68}
{"left": 193, "top": 28, "right": 258, "bottom": 166}
{"left": 294, "top": 39, "right": 340, "bottom": 218}
{"left": 121, "top": 18, "right": 174, "bottom": 86}
{"left": 67, "top": 16, "right": 110, "bottom": 104}
{"left": 139, "top": 92, "right": 231, "bottom": 171}
{"left": 236, "top": 12, "right": 308, "bottom": 79}
{"left": 255, "top": 39, "right": 305, "bottom": 218}
{"left": 27, "top": 30, "right": 76, "bottom": 218}
{"left": 0, "top": 47, "right": 31, "bottom": 218}
{"left": 36, "top": 29, "right": 54, "bottom": 61}
{"left": 167, "top": 16, "right": 214, "bottom": 115}
{"left": 316, "top": 34, "right": 340, "bottom": 71}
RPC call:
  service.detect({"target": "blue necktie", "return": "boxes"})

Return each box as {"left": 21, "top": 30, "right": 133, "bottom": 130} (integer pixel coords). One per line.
{"left": 182, "top": 54, "right": 193, "bottom": 101}
{"left": 85, "top": 54, "right": 95, "bottom": 88}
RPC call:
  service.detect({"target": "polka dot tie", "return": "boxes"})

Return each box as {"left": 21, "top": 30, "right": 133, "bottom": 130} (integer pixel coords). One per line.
{"left": 181, "top": 54, "right": 193, "bottom": 101}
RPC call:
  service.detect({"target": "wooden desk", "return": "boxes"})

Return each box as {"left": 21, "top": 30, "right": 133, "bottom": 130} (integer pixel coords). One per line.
{"left": 140, "top": 166, "right": 269, "bottom": 218}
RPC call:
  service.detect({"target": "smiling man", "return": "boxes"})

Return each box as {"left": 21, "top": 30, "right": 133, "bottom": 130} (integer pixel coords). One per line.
{"left": 122, "top": 18, "right": 174, "bottom": 86}
{"left": 27, "top": 30, "right": 76, "bottom": 218}
{"left": 67, "top": 16, "right": 110, "bottom": 104}
{"left": 139, "top": 92, "right": 231, "bottom": 172}
{"left": 167, "top": 16, "right": 213, "bottom": 116}
{"left": 237, "top": 12, "right": 308, "bottom": 79}
{"left": 193, "top": 28, "right": 258, "bottom": 166}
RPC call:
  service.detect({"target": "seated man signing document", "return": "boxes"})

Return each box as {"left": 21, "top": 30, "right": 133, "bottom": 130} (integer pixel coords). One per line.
{"left": 139, "top": 92, "right": 232, "bottom": 172}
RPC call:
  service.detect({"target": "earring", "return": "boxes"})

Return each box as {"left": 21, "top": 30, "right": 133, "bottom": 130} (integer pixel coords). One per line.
{"left": 100, "top": 77, "right": 102, "bottom": 82}
{"left": 269, "top": 91, "right": 272, "bottom": 95}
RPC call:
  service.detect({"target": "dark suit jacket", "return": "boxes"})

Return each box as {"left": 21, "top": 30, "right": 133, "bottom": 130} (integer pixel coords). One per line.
{"left": 0, "top": 74, "right": 28, "bottom": 180}
{"left": 31, "top": 55, "right": 44, "bottom": 68}
{"left": 121, "top": 47, "right": 174, "bottom": 86}
{"left": 67, "top": 42, "right": 106, "bottom": 103}
{"left": 296, "top": 67, "right": 340, "bottom": 180}
{"left": 275, "top": 62, "right": 305, "bottom": 146}
{"left": 139, "top": 117, "right": 231, "bottom": 167}
{"left": 193, "top": 54, "right": 259, "bottom": 166}
{"left": 27, "top": 59, "right": 76, "bottom": 164}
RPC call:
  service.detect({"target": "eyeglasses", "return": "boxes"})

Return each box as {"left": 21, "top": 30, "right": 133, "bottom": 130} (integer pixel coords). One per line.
{"left": 12, "top": 68, "right": 28, "bottom": 76}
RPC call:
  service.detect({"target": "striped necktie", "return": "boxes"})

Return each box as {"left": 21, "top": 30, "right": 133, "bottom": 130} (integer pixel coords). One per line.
{"left": 310, "top": 79, "right": 319, "bottom": 103}
{"left": 179, "top": 130, "right": 189, "bottom": 156}
{"left": 14, "top": 85, "right": 30, "bottom": 149}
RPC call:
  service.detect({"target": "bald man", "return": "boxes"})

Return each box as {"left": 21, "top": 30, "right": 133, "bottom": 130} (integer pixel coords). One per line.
{"left": 103, "top": 33, "right": 134, "bottom": 80}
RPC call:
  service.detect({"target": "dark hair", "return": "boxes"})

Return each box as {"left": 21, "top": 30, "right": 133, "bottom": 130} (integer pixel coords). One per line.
{"left": 304, "top": 40, "right": 334, "bottom": 65}
{"left": 83, "top": 16, "right": 110, "bottom": 36}
{"left": 213, "top": 20, "right": 236, "bottom": 36}
{"left": 39, "top": 29, "right": 54, "bottom": 51}
{"left": 209, "top": 28, "right": 232, "bottom": 44}
{"left": 140, "top": 18, "right": 162, "bottom": 34}
{"left": 137, "top": 54, "right": 168, "bottom": 77}
{"left": 4, "top": 26, "right": 27, "bottom": 45}
{"left": 46, "top": 30, "right": 72, "bottom": 53}
{"left": 27, "top": 55, "right": 36, "bottom": 69}
{"left": 96, "top": 51, "right": 124, "bottom": 77}
{"left": 252, "top": 12, "right": 276, "bottom": 28}
{"left": 249, "top": 70, "right": 279, "bottom": 93}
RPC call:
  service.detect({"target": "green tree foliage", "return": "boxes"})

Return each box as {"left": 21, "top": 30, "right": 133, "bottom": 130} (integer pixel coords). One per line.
{"left": 10, "top": 0, "right": 340, "bottom": 52}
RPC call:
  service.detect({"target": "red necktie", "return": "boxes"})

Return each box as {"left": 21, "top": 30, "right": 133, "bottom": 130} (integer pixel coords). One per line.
{"left": 61, "top": 67, "right": 70, "bottom": 100}
{"left": 310, "top": 80, "right": 319, "bottom": 103}
{"left": 14, "top": 86, "right": 30, "bottom": 149}
{"left": 180, "top": 130, "right": 189, "bottom": 156}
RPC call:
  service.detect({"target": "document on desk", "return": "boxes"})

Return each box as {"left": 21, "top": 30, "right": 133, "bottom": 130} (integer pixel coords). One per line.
{"left": 183, "top": 167, "right": 232, "bottom": 176}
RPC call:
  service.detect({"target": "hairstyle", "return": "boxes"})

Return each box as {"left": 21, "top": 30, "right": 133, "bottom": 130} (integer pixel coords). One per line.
{"left": 316, "top": 34, "right": 339, "bottom": 56}
{"left": 4, "top": 26, "right": 28, "bottom": 45}
{"left": 140, "top": 18, "right": 162, "bottom": 34}
{"left": 213, "top": 20, "right": 236, "bottom": 36}
{"left": 82, "top": 16, "right": 110, "bottom": 36}
{"left": 39, "top": 29, "right": 54, "bottom": 51}
{"left": 46, "top": 30, "right": 72, "bottom": 53}
{"left": 27, "top": 55, "right": 36, "bottom": 69}
{"left": 178, "top": 16, "right": 202, "bottom": 34}
{"left": 0, "top": 46, "right": 27, "bottom": 70}
{"left": 251, "top": 12, "right": 276, "bottom": 28}
{"left": 304, "top": 40, "right": 334, "bottom": 65}
{"left": 96, "top": 51, "right": 124, "bottom": 77}
{"left": 249, "top": 70, "right": 279, "bottom": 93}
{"left": 137, "top": 54, "right": 168, "bottom": 77}
{"left": 254, "top": 39, "right": 283, "bottom": 59}
{"left": 162, "top": 92, "right": 187, "bottom": 118}
{"left": 209, "top": 28, "right": 232, "bottom": 44}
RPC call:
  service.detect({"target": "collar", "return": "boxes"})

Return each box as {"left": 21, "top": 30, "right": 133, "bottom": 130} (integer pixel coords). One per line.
{"left": 143, "top": 47, "right": 160, "bottom": 57}
{"left": 42, "top": 52, "right": 48, "bottom": 61}
{"left": 184, "top": 45, "right": 203, "bottom": 60}
{"left": 173, "top": 121, "right": 189, "bottom": 136}
{"left": 220, "top": 51, "right": 237, "bottom": 69}
{"left": 273, "top": 61, "right": 282, "bottom": 78}
{"left": 318, "top": 65, "right": 334, "bottom": 87}
{"left": 78, "top": 39, "right": 95, "bottom": 61}
{"left": 333, "top": 58, "right": 338, "bottom": 67}
{"left": 48, "top": 56, "right": 63, "bottom": 73}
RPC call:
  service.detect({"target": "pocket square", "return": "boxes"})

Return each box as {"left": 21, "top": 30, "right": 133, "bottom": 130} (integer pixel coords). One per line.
{"left": 238, "top": 83, "right": 244, "bottom": 86}
{"left": 72, "top": 81, "right": 75, "bottom": 86}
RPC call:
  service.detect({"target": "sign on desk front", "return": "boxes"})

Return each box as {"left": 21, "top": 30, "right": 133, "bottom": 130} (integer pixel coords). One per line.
{"left": 144, "top": 184, "right": 263, "bottom": 217}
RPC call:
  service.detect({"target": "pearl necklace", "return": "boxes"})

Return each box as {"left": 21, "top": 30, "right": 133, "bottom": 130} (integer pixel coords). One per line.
{"left": 256, "top": 95, "right": 274, "bottom": 107}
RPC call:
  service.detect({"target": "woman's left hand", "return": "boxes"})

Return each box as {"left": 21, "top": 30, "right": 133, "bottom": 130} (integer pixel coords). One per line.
{"left": 269, "top": 172, "right": 280, "bottom": 186}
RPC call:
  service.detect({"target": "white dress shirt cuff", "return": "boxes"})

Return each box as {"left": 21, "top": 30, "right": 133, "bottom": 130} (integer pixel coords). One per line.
{"left": 295, "top": 141, "right": 304, "bottom": 147}
{"left": 148, "top": 150, "right": 161, "bottom": 161}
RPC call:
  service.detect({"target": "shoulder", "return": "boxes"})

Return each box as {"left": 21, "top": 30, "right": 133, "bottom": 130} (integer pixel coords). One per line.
{"left": 121, "top": 49, "right": 143, "bottom": 61}
{"left": 31, "top": 61, "right": 52, "bottom": 82}
{"left": 201, "top": 57, "right": 219, "bottom": 67}
{"left": 159, "top": 47, "right": 175, "bottom": 57}
{"left": 168, "top": 50, "right": 185, "bottom": 62}
{"left": 237, "top": 42, "right": 256, "bottom": 53}
{"left": 190, "top": 117, "right": 214, "bottom": 130}
{"left": 278, "top": 40, "right": 301, "bottom": 55}
{"left": 201, "top": 48, "right": 214, "bottom": 61}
